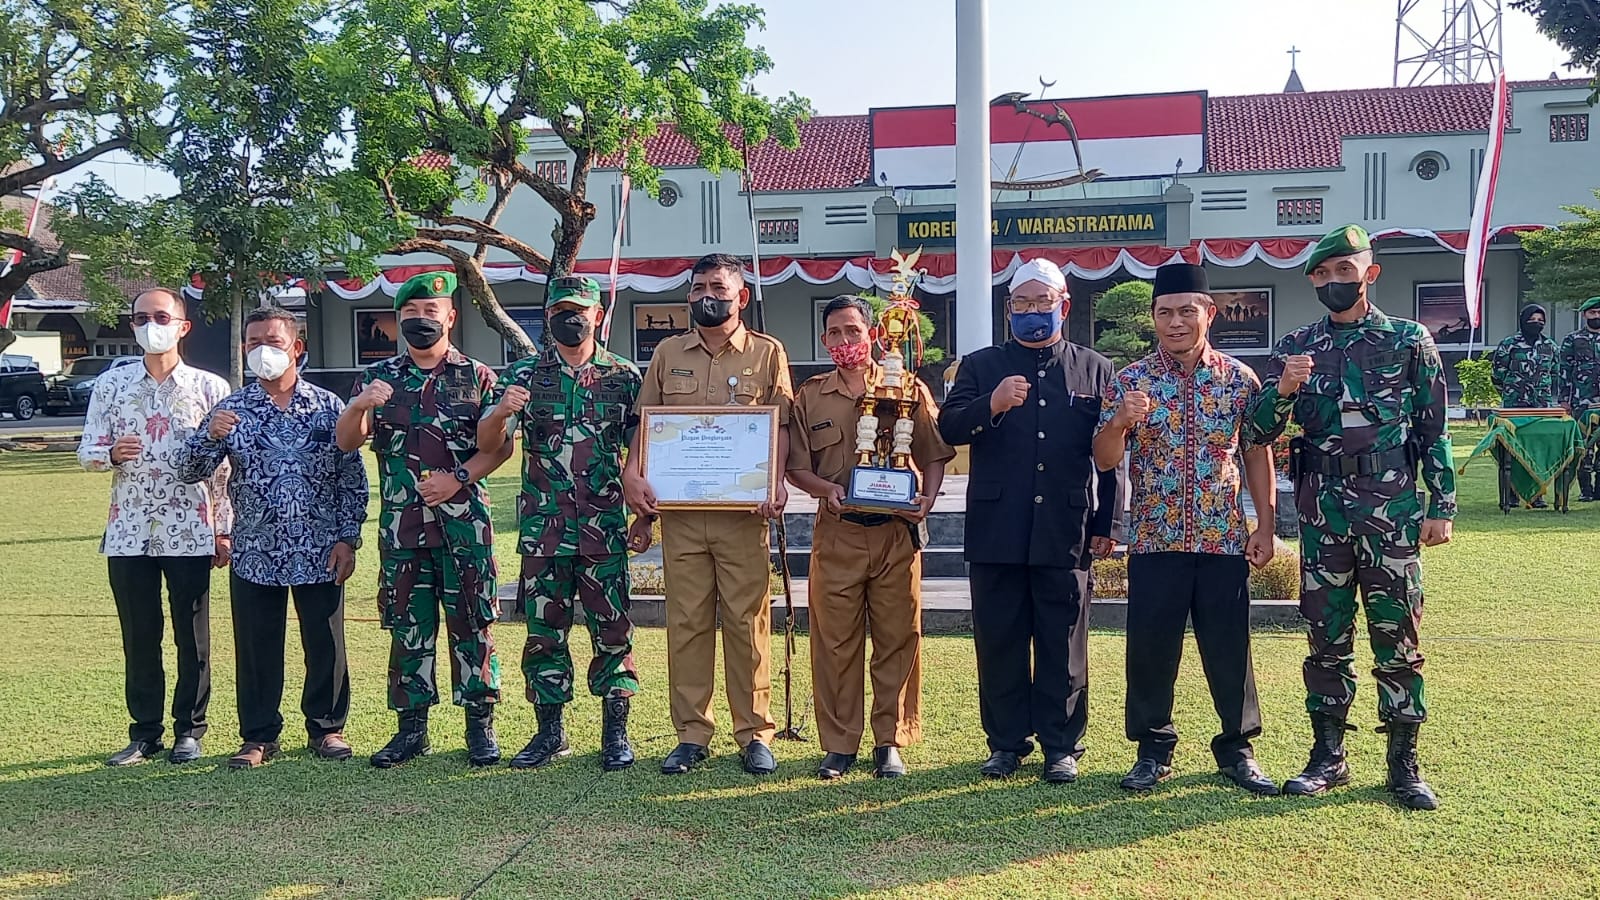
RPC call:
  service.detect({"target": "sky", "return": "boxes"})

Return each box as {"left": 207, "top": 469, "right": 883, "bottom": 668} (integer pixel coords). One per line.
{"left": 58, "top": 0, "right": 1580, "bottom": 200}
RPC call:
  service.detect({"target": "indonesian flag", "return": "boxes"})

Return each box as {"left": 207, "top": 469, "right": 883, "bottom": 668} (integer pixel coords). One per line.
{"left": 870, "top": 91, "right": 1206, "bottom": 187}
{"left": 0, "top": 180, "right": 54, "bottom": 329}
{"left": 1464, "top": 72, "right": 1508, "bottom": 331}
{"left": 599, "top": 172, "right": 630, "bottom": 345}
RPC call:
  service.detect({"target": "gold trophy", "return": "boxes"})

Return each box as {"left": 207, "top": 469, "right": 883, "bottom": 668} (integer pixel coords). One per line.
{"left": 844, "top": 248, "right": 925, "bottom": 512}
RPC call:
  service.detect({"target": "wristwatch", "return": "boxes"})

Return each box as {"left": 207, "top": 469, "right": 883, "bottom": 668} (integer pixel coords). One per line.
{"left": 339, "top": 534, "right": 363, "bottom": 550}
{"left": 453, "top": 466, "right": 471, "bottom": 485}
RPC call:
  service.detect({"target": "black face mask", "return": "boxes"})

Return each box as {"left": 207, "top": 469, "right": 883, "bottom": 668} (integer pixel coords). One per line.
{"left": 400, "top": 316, "right": 445, "bottom": 350}
{"left": 1315, "top": 281, "right": 1363, "bottom": 314}
{"left": 1586, "top": 317, "right": 1600, "bottom": 332}
{"left": 690, "top": 297, "right": 736, "bottom": 328}
{"left": 1520, "top": 321, "right": 1545, "bottom": 342}
{"left": 548, "top": 309, "right": 593, "bottom": 348}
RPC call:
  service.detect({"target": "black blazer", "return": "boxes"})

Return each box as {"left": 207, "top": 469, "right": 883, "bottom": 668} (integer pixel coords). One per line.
{"left": 939, "top": 339, "right": 1121, "bottom": 567}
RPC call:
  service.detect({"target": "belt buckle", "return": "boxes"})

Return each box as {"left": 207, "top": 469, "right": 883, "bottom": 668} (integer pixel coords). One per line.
{"left": 1338, "top": 456, "right": 1361, "bottom": 478}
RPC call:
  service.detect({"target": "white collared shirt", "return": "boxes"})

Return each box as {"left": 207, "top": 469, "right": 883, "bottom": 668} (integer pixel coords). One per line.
{"left": 77, "top": 360, "right": 234, "bottom": 557}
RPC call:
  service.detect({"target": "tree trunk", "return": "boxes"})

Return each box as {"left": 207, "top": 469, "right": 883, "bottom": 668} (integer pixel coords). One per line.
{"left": 227, "top": 285, "right": 244, "bottom": 388}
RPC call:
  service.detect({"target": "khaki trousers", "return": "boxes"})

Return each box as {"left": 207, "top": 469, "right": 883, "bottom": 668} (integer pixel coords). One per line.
{"left": 807, "top": 512, "right": 923, "bottom": 754}
{"left": 660, "top": 510, "right": 775, "bottom": 747}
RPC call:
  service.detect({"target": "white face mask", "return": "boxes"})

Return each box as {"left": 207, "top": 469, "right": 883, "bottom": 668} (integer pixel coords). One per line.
{"left": 135, "top": 321, "right": 182, "bottom": 355}
{"left": 247, "top": 345, "right": 292, "bottom": 380}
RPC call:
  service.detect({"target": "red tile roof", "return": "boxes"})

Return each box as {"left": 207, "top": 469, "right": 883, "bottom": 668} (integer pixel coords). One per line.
{"left": 593, "top": 115, "right": 872, "bottom": 191}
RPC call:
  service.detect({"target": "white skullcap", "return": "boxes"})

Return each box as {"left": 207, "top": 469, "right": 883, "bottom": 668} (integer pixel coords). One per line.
{"left": 1009, "top": 258, "right": 1068, "bottom": 294}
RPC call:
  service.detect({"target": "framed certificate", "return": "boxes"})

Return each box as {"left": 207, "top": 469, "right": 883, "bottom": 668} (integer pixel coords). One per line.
{"left": 639, "top": 405, "right": 778, "bottom": 509}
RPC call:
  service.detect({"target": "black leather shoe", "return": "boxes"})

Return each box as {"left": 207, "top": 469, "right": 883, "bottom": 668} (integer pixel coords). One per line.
{"left": 1531, "top": 498, "right": 1550, "bottom": 509}
{"left": 168, "top": 736, "right": 202, "bottom": 764}
{"left": 1219, "top": 758, "right": 1280, "bottom": 796}
{"left": 873, "top": 747, "right": 905, "bottom": 779}
{"left": 1120, "top": 757, "right": 1173, "bottom": 791}
{"left": 465, "top": 705, "right": 501, "bottom": 767}
{"left": 509, "top": 703, "right": 570, "bottom": 770}
{"left": 980, "top": 750, "right": 1022, "bottom": 779}
{"left": 660, "top": 742, "right": 709, "bottom": 775}
{"left": 1384, "top": 722, "right": 1439, "bottom": 811}
{"left": 1283, "top": 712, "right": 1352, "bottom": 796}
{"left": 370, "top": 710, "right": 430, "bottom": 769}
{"left": 106, "top": 739, "right": 163, "bottom": 767}
{"left": 599, "top": 697, "right": 635, "bottom": 772}
{"left": 741, "top": 740, "right": 777, "bottom": 775}
{"left": 1042, "top": 751, "right": 1079, "bottom": 784}
{"left": 818, "top": 752, "right": 857, "bottom": 780}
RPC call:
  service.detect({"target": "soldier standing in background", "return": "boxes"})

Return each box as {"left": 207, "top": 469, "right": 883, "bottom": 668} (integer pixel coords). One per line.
{"left": 1243, "top": 224, "right": 1454, "bottom": 811}
{"left": 479, "top": 276, "right": 650, "bottom": 772}
{"left": 335, "top": 271, "right": 515, "bottom": 769}
{"left": 1490, "top": 304, "right": 1560, "bottom": 408}
{"left": 1558, "top": 297, "right": 1600, "bottom": 502}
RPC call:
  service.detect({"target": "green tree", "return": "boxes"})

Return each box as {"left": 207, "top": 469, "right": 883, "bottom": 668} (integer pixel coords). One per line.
{"left": 0, "top": 0, "right": 183, "bottom": 345}
{"left": 1093, "top": 279, "right": 1154, "bottom": 367}
{"left": 333, "top": 0, "right": 810, "bottom": 359}
{"left": 858, "top": 292, "right": 945, "bottom": 364}
{"left": 1520, "top": 189, "right": 1600, "bottom": 308}
{"left": 56, "top": 0, "right": 402, "bottom": 385}
{"left": 1512, "top": 0, "right": 1600, "bottom": 101}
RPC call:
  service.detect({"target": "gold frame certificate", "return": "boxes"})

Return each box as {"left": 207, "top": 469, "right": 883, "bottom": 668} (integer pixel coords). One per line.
{"left": 639, "top": 405, "right": 778, "bottom": 509}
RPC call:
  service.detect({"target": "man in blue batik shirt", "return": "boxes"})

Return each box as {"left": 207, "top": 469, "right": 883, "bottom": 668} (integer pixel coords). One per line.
{"left": 177, "top": 306, "right": 368, "bottom": 769}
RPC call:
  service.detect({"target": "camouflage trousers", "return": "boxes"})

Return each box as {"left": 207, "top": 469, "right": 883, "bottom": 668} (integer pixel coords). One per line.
{"left": 1298, "top": 524, "right": 1426, "bottom": 723}
{"left": 517, "top": 554, "right": 638, "bottom": 705}
{"left": 379, "top": 546, "right": 502, "bottom": 711}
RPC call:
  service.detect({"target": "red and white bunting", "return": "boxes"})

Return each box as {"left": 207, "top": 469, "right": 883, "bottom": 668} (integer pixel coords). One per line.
{"left": 1464, "top": 71, "right": 1509, "bottom": 331}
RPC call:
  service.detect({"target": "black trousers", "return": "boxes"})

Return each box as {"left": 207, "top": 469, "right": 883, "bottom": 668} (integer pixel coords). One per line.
{"left": 230, "top": 573, "right": 350, "bottom": 743}
{"left": 969, "top": 563, "right": 1090, "bottom": 757}
{"left": 1125, "top": 552, "right": 1262, "bottom": 767}
{"left": 107, "top": 555, "right": 213, "bottom": 743}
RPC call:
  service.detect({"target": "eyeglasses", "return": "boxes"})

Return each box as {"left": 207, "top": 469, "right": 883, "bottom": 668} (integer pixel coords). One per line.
{"left": 131, "top": 312, "right": 185, "bottom": 326}
{"left": 1008, "top": 299, "right": 1056, "bottom": 314}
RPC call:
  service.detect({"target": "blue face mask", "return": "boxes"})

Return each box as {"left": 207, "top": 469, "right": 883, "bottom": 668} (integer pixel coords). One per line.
{"left": 1010, "top": 308, "right": 1061, "bottom": 343}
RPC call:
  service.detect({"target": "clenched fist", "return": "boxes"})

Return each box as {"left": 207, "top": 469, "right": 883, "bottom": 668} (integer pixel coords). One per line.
{"left": 1116, "top": 390, "right": 1152, "bottom": 428}
{"left": 110, "top": 434, "right": 143, "bottom": 465}
{"left": 357, "top": 379, "right": 394, "bottom": 411}
{"left": 207, "top": 409, "right": 239, "bottom": 441}
{"left": 989, "top": 375, "right": 1031, "bottom": 417}
{"left": 498, "top": 385, "right": 530, "bottom": 416}
{"left": 1277, "top": 354, "right": 1314, "bottom": 397}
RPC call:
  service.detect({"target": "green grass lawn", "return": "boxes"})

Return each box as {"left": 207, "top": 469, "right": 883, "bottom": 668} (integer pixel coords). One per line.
{"left": 1, "top": 427, "right": 1598, "bottom": 899}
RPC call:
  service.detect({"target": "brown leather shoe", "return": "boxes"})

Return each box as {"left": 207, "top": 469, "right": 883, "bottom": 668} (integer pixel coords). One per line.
{"left": 309, "top": 733, "right": 353, "bottom": 760}
{"left": 228, "top": 741, "right": 281, "bottom": 769}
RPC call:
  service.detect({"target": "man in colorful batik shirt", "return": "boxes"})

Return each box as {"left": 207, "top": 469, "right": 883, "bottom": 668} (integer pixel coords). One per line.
{"left": 1094, "top": 263, "right": 1279, "bottom": 796}
{"left": 78, "top": 287, "right": 233, "bottom": 767}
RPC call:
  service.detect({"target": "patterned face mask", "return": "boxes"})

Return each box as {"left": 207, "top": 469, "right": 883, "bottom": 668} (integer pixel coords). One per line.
{"left": 827, "top": 340, "right": 871, "bottom": 370}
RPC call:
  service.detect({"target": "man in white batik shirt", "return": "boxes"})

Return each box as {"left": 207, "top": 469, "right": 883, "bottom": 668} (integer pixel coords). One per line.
{"left": 77, "top": 287, "right": 233, "bottom": 767}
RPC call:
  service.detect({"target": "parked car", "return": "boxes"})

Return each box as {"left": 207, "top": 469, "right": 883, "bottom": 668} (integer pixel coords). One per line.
{"left": 43, "top": 356, "right": 141, "bottom": 415}
{"left": 0, "top": 354, "right": 47, "bottom": 421}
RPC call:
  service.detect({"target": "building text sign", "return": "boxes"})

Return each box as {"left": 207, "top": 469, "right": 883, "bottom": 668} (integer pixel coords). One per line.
{"left": 897, "top": 203, "right": 1167, "bottom": 248}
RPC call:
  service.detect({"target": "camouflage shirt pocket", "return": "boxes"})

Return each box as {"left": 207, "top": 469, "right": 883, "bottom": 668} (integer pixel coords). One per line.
{"left": 1359, "top": 349, "right": 1411, "bottom": 422}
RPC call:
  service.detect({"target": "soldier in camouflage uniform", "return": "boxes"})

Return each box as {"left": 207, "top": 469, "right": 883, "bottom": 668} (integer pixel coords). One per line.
{"left": 1490, "top": 304, "right": 1560, "bottom": 407}
{"left": 335, "top": 271, "right": 515, "bottom": 769}
{"left": 479, "top": 276, "right": 650, "bottom": 772}
{"left": 1243, "top": 224, "right": 1455, "bottom": 811}
{"left": 1558, "top": 297, "right": 1600, "bottom": 501}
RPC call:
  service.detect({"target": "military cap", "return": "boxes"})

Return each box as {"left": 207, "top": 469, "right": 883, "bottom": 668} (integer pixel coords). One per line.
{"left": 548, "top": 275, "right": 603, "bottom": 308}
{"left": 1579, "top": 297, "right": 1600, "bottom": 314}
{"left": 393, "top": 271, "right": 457, "bottom": 310}
{"left": 1303, "top": 224, "right": 1373, "bottom": 275}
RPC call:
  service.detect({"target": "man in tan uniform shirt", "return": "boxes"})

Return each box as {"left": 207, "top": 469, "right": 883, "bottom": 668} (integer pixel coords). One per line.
{"left": 787, "top": 295, "right": 953, "bottom": 780}
{"left": 624, "top": 253, "right": 793, "bottom": 776}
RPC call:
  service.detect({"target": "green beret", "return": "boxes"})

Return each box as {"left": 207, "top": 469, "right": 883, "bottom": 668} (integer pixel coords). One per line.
{"left": 1303, "top": 224, "right": 1373, "bottom": 275}
{"left": 1580, "top": 297, "right": 1600, "bottom": 314}
{"left": 393, "top": 271, "right": 456, "bottom": 310}
{"left": 548, "top": 275, "right": 602, "bottom": 308}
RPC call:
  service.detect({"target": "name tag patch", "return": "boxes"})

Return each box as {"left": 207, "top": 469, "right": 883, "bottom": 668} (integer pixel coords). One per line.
{"left": 670, "top": 368, "right": 695, "bottom": 376}
{"left": 810, "top": 419, "right": 834, "bottom": 431}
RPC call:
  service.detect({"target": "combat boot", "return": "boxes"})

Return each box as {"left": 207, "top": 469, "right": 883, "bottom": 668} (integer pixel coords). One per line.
{"left": 509, "top": 703, "right": 571, "bottom": 769}
{"left": 1384, "top": 722, "right": 1439, "bottom": 811}
{"left": 464, "top": 704, "right": 501, "bottom": 767}
{"left": 1282, "top": 712, "right": 1351, "bottom": 796}
{"left": 599, "top": 696, "right": 635, "bottom": 772}
{"left": 370, "top": 709, "right": 430, "bottom": 769}
{"left": 1579, "top": 467, "right": 1596, "bottom": 502}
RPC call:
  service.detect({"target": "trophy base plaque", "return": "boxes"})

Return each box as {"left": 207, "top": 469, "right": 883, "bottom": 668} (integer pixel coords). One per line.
{"left": 844, "top": 466, "right": 920, "bottom": 512}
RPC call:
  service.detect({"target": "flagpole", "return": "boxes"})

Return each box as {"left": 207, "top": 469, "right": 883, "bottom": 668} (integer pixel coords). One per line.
{"left": 954, "top": 0, "right": 992, "bottom": 355}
